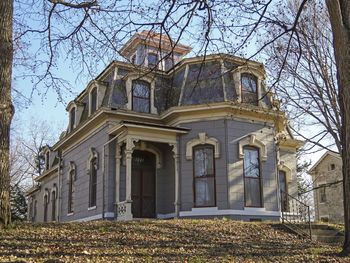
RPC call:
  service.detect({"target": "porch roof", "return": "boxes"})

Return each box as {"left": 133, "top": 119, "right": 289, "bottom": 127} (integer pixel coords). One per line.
{"left": 108, "top": 120, "right": 190, "bottom": 136}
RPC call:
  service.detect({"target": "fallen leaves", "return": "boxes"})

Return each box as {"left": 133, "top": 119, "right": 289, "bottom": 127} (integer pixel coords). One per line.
{"left": 0, "top": 219, "right": 347, "bottom": 262}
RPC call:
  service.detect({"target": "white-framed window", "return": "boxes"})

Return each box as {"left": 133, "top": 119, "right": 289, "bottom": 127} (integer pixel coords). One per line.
{"left": 241, "top": 73, "right": 258, "bottom": 105}
{"left": 69, "top": 106, "right": 76, "bottom": 132}
{"left": 45, "top": 150, "right": 50, "bottom": 171}
{"left": 132, "top": 80, "right": 151, "bottom": 113}
{"left": 193, "top": 144, "right": 216, "bottom": 207}
{"left": 68, "top": 162, "right": 76, "bottom": 214}
{"left": 147, "top": 53, "right": 158, "bottom": 68}
{"left": 243, "top": 146, "right": 262, "bottom": 207}
{"left": 87, "top": 148, "right": 99, "bottom": 209}
{"left": 89, "top": 86, "right": 98, "bottom": 115}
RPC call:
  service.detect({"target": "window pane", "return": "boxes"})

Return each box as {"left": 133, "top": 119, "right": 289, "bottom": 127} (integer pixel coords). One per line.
{"left": 148, "top": 53, "right": 158, "bottom": 68}
{"left": 89, "top": 159, "right": 97, "bottom": 207}
{"left": 133, "top": 97, "right": 150, "bottom": 113}
{"left": 91, "top": 88, "right": 97, "bottom": 114}
{"left": 279, "top": 171, "right": 287, "bottom": 193}
{"left": 133, "top": 82, "right": 150, "bottom": 98}
{"left": 320, "top": 186, "right": 326, "bottom": 203}
{"left": 241, "top": 74, "right": 257, "bottom": 92}
{"left": 132, "top": 81, "right": 150, "bottom": 113}
{"left": 70, "top": 108, "right": 75, "bottom": 131}
{"left": 279, "top": 171, "right": 289, "bottom": 212}
{"left": 245, "top": 178, "right": 261, "bottom": 207}
{"left": 195, "top": 177, "right": 215, "bottom": 207}
{"left": 194, "top": 146, "right": 214, "bottom": 177}
{"left": 244, "top": 148, "right": 260, "bottom": 178}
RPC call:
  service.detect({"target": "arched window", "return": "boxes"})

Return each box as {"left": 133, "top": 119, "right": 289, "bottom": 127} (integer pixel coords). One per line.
{"left": 45, "top": 151, "right": 50, "bottom": 170}
{"left": 241, "top": 73, "right": 258, "bottom": 105}
{"left": 89, "top": 157, "right": 98, "bottom": 208}
{"left": 68, "top": 169, "right": 75, "bottom": 214}
{"left": 51, "top": 190, "right": 56, "bottom": 221}
{"left": 243, "top": 146, "right": 262, "bottom": 207}
{"left": 43, "top": 194, "right": 49, "bottom": 222}
{"left": 132, "top": 80, "right": 150, "bottom": 113}
{"left": 148, "top": 53, "right": 158, "bottom": 68}
{"left": 193, "top": 145, "right": 216, "bottom": 207}
{"left": 279, "top": 170, "right": 288, "bottom": 212}
{"left": 90, "top": 87, "right": 98, "bottom": 115}
{"left": 69, "top": 107, "right": 76, "bottom": 131}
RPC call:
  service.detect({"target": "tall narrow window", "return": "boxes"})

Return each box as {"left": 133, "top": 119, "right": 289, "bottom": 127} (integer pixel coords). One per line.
{"left": 320, "top": 185, "right": 327, "bottom": 203}
{"left": 44, "top": 195, "right": 48, "bottom": 222}
{"left": 45, "top": 151, "right": 50, "bottom": 170}
{"left": 132, "top": 80, "right": 150, "bottom": 113}
{"left": 90, "top": 87, "right": 97, "bottom": 115}
{"left": 69, "top": 107, "right": 76, "bottom": 131}
{"left": 68, "top": 170, "right": 74, "bottom": 214}
{"left": 148, "top": 53, "right": 158, "bottom": 68}
{"left": 241, "top": 73, "right": 258, "bottom": 105}
{"left": 243, "top": 146, "right": 262, "bottom": 207}
{"left": 51, "top": 191, "right": 56, "bottom": 221}
{"left": 193, "top": 145, "right": 216, "bottom": 207}
{"left": 33, "top": 200, "right": 37, "bottom": 222}
{"left": 89, "top": 158, "right": 97, "bottom": 208}
{"left": 279, "top": 170, "right": 288, "bottom": 212}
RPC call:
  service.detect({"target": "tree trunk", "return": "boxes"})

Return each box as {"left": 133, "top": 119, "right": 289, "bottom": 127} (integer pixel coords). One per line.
{"left": 0, "top": 0, "right": 14, "bottom": 226}
{"left": 326, "top": 0, "right": 350, "bottom": 255}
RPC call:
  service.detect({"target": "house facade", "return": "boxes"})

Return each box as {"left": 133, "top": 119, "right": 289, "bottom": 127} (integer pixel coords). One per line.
{"left": 26, "top": 31, "right": 302, "bottom": 223}
{"left": 308, "top": 151, "right": 343, "bottom": 223}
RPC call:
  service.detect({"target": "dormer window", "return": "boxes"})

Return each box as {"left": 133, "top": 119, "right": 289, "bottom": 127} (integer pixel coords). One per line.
{"left": 69, "top": 107, "right": 76, "bottom": 131}
{"left": 45, "top": 151, "right": 50, "bottom": 170}
{"left": 132, "top": 80, "right": 150, "bottom": 113}
{"left": 90, "top": 87, "right": 97, "bottom": 115}
{"left": 241, "top": 73, "right": 258, "bottom": 105}
{"left": 148, "top": 53, "right": 158, "bottom": 68}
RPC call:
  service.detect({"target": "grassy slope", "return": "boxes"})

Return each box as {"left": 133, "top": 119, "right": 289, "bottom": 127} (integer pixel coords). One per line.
{"left": 0, "top": 219, "right": 348, "bottom": 262}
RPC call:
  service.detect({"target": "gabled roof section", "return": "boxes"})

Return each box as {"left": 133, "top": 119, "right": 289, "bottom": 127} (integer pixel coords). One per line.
{"left": 308, "top": 151, "right": 341, "bottom": 174}
{"left": 119, "top": 30, "right": 192, "bottom": 57}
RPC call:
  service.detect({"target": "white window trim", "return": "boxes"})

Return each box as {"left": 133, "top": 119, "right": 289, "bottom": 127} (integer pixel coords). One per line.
{"left": 186, "top": 132, "right": 220, "bottom": 160}
{"left": 88, "top": 86, "right": 98, "bottom": 116}
{"left": 147, "top": 52, "right": 159, "bottom": 69}
{"left": 67, "top": 161, "right": 76, "bottom": 181}
{"left": 44, "top": 148, "right": 51, "bottom": 171}
{"left": 126, "top": 74, "right": 157, "bottom": 114}
{"left": 232, "top": 66, "right": 265, "bottom": 105}
{"left": 278, "top": 164, "right": 292, "bottom": 181}
{"left": 238, "top": 134, "right": 267, "bottom": 161}
{"left": 69, "top": 106, "right": 77, "bottom": 132}
{"left": 88, "top": 206, "right": 97, "bottom": 211}
{"left": 87, "top": 148, "right": 99, "bottom": 170}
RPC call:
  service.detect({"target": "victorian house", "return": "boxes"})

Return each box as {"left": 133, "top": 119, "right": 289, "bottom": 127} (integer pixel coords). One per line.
{"left": 26, "top": 31, "right": 302, "bottom": 222}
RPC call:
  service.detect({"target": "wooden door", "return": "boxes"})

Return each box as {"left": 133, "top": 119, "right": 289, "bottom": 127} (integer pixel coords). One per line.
{"left": 132, "top": 151, "right": 156, "bottom": 218}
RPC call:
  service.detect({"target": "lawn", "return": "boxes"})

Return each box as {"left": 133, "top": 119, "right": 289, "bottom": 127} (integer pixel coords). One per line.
{"left": 0, "top": 219, "right": 348, "bottom": 262}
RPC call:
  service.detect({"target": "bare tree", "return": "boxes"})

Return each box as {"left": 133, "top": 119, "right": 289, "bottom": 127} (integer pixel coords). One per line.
{"left": 1, "top": 0, "right": 350, "bottom": 255}
{"left": 265, "top": 1, "right": 340, "bottom": 154}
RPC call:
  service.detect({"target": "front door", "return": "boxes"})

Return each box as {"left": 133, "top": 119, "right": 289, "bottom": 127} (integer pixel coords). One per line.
{"left": 132, "top": 150, "right": 156, "bottom": 218}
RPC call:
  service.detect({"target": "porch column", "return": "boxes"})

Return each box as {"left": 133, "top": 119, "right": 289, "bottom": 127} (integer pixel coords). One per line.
{"left": 115, "top": 143, "right": 121, "bottom": 204}
{"left": 116, "top": 137, "right": 137, "bottom": 221}
{"left": 171, "top": 143, "right": 180, "bottom": 218}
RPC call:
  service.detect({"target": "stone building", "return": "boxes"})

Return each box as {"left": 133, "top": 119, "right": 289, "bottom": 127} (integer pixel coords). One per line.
{"left": 26, "top": 31, "right": 302, "bottom": 222}
{"left": 308, "top": 151, "right": 343, "bottom": 223}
